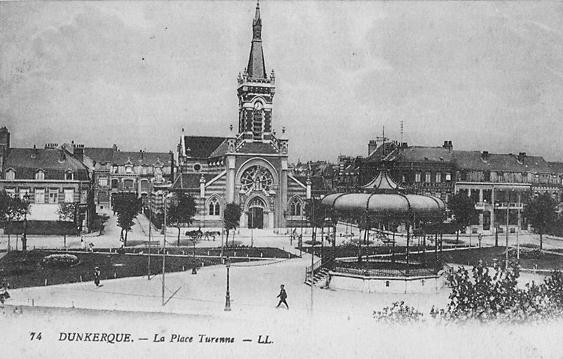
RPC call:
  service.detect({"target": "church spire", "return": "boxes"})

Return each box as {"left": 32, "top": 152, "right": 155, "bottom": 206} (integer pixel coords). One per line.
{"left": 247, "top": 0, "right": 266, "bottom": 80}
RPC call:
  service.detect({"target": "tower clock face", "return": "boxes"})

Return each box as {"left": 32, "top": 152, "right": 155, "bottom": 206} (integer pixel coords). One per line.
{"left": 241, "top": 165, "right": 274, "bottom": 193}
{"left": 254, "top": 101, "right": 263, "bottom": 110}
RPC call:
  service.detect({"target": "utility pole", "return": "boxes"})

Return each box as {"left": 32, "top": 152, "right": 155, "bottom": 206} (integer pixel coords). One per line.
{"left": 162, "top": 194, "right": 167, "bottom": 306}
{"left": 148, "top": 196, "right": 152, "bottom": 280}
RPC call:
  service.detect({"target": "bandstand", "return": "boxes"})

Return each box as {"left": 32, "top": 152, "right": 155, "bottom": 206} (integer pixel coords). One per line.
{"left": 313, "top": 170, "right": 448, "bottom": 294}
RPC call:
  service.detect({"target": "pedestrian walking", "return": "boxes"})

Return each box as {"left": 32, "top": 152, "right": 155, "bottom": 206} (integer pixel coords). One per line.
{"left": 276, "top": 284, "right": 289, "bottom": 309}
{"left": 93, "top": 267, "right": 101, "bottom": 287}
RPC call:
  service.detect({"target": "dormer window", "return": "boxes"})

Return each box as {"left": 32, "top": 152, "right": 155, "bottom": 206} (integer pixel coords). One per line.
{"left": 5, "top": 169, "right": 15, "bottom": 180}
{"left": 65, "top": 171, "right": 74, "bottom": 181}
{"left": 125, "top": 166, "right": 133, "bottom": 174}
{"left": 35, "top": 170, "right": 45, "bottom": 180}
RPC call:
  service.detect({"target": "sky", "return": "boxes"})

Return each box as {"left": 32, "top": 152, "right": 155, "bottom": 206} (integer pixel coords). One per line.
{"left": 1, "top": 1, "right": 563, "bottom": 162}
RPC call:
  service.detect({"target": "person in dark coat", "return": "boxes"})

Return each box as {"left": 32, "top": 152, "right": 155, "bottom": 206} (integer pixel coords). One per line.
{"left": 93, "top": 267, "right": 101, "bottom": 287}
{"left": 276, "top": 284, "right": 289, "bottom": 309}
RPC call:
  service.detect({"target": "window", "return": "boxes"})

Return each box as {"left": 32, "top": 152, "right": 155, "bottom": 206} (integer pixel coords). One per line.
{"left": 445, "top": 172, "right": 452, "bottom": 181}
{"left": 113, "top": 166, "right": 118, "bottom": 174}
{"left": 415, "top": 172, "right": 421, "bottom": 183}
{"left": 49, "top": 189, "right": 59, "bottom": 204}
{"left": 125, "top": 166, "right": 133, "bottom": 174}
{"left": 98, "top": 177, "right": 108, "bottom": 187}
{"left": 64, "top": 189, "right": 74, "bottom": 203}
{"left": 5, "top": 169, "right": 15, "bottom": 180}
{"left": 35, "top": 189, "right": 45, "bottom": 204}
{"left": 19, "top": 188, "right": 30, "bottom": 201}
{"left": 65, "top": 171, "right": 73, "bottom": 181}
{"left": 123, "top": 179, "right": 134, "bottom": 190}
{"left": 289, "top": 198, "right": 303, "bottom": 216}
{"left": 435, "top": 172, "right": 442, "bottom": 183}
{"left": 425, "top": 172, "right": 431, "bottom": 183}
{"left": 35, "top": 170, "right": 45, "bottom": 180}
{"left": 401, "top": 174, "right": 406, "bottom": 183}
{"left": 208, "top": 197, "right": 220, "bottom": 216}
{"left": 111, "top": 179, "right": 119, "bottom": 189}
{"left": 5, "top": 188, "right": 15, "bottom": 197}
{"left": 81, "top": 190, "right": 88, "bottom": 204}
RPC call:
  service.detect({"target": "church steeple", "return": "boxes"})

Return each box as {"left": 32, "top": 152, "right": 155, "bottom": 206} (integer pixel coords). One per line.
{"left": 247, "top": 1, "right": 266, "bottom": 80}
{"left": 237, "top": 1, "right": 275, "bottom": 141}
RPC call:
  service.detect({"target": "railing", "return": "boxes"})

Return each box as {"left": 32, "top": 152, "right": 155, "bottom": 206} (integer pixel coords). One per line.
{"left": 332, "top": 266, "right": 438, "bottom": 278}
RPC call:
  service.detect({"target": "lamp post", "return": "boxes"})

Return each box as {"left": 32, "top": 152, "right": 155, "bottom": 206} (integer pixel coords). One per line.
{"left": 224, "top": 256, "right": 231, "bottom": 311}
{"left": 22, "top": 193, "right": 30, "bottom": 252}
{"left": 505, "top": 197, "right": 509, "bottom": 270}
{"left": 162, "top": 192, "right": 176, "bottom": 306}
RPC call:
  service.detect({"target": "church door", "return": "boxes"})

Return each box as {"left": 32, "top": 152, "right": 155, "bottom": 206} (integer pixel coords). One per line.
{"left": 249, "top": 207, "right": 264, "bottom": 229}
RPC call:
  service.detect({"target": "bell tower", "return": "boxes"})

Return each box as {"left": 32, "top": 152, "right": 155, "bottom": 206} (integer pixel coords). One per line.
{"left": 237, "top": 1, "right": 276, "bottom": 141}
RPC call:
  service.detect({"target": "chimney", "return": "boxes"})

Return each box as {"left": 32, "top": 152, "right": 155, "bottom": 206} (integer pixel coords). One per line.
{"left": 443, "top": 140, "right": 453, "bottom": 151}
{"left": 401, "top": 142, "right": 408, "bottom": 149}
{"left": 112, "top": 144, "right": 118, "bottom": 152}
{"left": 0, "top": 126, "right": 10, "bottom": 152}
{"left": 518, "top": 152, "right": 526, "bottom": 163}
{"left": 31, "top": 145, "right": 38, "bottom": 159}
{"left": 169, "top": 150, "right": 175, "bottom": 183}
{"left": 58, "top": 148, "right": 66, "bottom": 162}
{"left": 45, "top": 143, "right": 59, "bottom": 149}
{"left": 368, "top": 140, "right": 377, "bottom": 156}
{"left": 481, "top": 151, "right": 489, "bottom": 161}
{"left": 74, "top": 144, "right": 85, "bottom": 163}
{"left": 140, "top": 149, "right": 144, "bottom": 160}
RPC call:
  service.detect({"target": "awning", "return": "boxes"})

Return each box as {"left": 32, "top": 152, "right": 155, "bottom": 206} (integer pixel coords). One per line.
{"left": 321, "top": 193, "right": 445, "bottom": 220}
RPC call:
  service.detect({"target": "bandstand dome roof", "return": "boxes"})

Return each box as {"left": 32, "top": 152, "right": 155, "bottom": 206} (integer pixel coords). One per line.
{"left": 321, "top": 193, "right": 446, "bottom": 219}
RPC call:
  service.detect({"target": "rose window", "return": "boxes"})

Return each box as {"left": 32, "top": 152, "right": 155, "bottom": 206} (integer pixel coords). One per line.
{"left": 240, "top": 165, "right": 274, "bottom": 193}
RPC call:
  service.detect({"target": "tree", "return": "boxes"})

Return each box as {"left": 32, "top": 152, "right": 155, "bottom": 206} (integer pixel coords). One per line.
{"left": 57, "top": 202, "right": 79, "bottom": 250}
{"left": 113, "top": 192, "right": 142, "bottom": 246}
{"left": 167, "top": 193, "right": 196, "bottom": 246}
{"left": 0, "top": 191, "right": 30, "bottom": 251}
{"left": 448, "top": 193, "right": 478, "bottom": 246}
{"left": 223, "top": 203, "right": 242, "bottom": 247}
{"left": 523, "top": 192, "right": 557, "bottom": 250}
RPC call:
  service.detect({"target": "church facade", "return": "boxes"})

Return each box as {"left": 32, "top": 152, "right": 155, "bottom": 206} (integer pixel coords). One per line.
{"left": 172, "top": 2, "right": 311, "bottom": 230}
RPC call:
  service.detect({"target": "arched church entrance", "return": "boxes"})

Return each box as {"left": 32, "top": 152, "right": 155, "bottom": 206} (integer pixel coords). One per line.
{"left": 248, "top": 197, "right": 266, "bottom": 229}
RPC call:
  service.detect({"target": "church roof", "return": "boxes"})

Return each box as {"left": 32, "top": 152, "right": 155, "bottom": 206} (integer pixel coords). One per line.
{"left": 172, "top": 173, "right": 209, "bottom": 190}
{"left": 184, "top": 136, "right": 227, "bottom": 158}
{"left": 246, "top": 1, "right": 266, "bottom": 80}
{"left": 236, "top": 141, "right": 278, "bottom": 154}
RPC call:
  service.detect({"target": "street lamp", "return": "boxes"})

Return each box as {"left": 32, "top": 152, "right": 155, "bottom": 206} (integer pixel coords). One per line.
{"left": 224, "top": 256, "right": 231, "bottom": 311}
{"left": 162, "top": 192, "right": 176, "bottom": 306}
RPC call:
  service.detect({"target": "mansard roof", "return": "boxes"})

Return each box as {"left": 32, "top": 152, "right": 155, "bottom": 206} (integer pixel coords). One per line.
{"left": 3, "top": 148, "right": 89, "bottom": 180}
{"left": 455, "top": 151, "right": 553, "bottom": 174}
{"left": 85, "top": 147, "right": 170, "bottom": 166}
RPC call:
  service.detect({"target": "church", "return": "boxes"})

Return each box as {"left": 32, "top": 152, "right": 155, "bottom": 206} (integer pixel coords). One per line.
{"left": 172, "top": 2, "right": 311, "bottom": 230}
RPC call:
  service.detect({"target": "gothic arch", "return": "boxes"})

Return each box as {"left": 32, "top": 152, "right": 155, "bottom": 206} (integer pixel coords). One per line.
{"left": 235, "top": 157, "right": 279, "bottom": 187}
{"left": 288, "top": 195, "right": 304, "bottom": 216}
{"left": 205, "top": 194, "right": 224, "bottom": 217}
{"left": 243, "top": 193, "right": 271, "bottom": 213}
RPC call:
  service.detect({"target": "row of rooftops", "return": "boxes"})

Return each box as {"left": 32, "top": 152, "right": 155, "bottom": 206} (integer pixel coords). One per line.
{"left": 0, "top": 128, "right": 172, "bottom": 181}
{"left": 359, "top": 140, "right": 559, "bottom": 176}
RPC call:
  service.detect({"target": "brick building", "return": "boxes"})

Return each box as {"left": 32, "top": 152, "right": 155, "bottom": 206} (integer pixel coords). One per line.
{"left": 171, "top": 2, "right": 310, "bottom": 230}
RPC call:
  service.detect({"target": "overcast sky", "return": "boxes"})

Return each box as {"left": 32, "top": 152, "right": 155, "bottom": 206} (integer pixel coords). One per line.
{"left": 1, "top": 1, "right": 563, "bottom": 162}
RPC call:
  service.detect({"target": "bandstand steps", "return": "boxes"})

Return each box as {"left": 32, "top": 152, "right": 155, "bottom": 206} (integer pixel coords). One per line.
{"left": 305, "top": 268, "right": 330, "bottom": 287}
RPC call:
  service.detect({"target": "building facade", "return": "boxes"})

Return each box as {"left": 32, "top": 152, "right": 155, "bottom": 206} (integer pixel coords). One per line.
{"left": 83, "top": 146, "right": 173, "bottom": 209}
{"left": 0, "top": 128, "right": 93, "bottom": 229}
{"left": 172, "top": 2, "right": 309, "bottom": 230}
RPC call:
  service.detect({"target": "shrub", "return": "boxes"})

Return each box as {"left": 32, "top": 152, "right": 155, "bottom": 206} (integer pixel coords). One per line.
{"left": 41, "top": 254, "right": 79, "bottom": 268}
{"left": 373, "top": 301, "right": 424, "bottom": 323}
